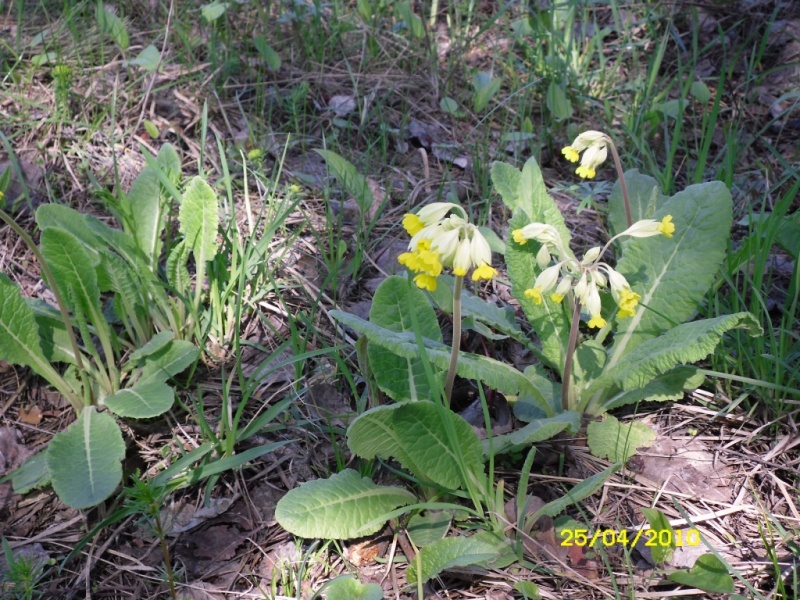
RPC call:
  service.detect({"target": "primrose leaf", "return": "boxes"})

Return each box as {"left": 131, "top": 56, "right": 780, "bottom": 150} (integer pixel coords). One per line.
{"left": 367, "top": 276, "right": 443, "bottom": 402}
{"left": 608, "top": 180, "right": 733, "bottom": 364}
{"left": 40, "top": 228, "right": 102, "bottom": 322}
{"left": 0, "top": 275, "right": 50, "bottom": 375}
{"left": 95, "top": 4, "right": 129, "bottom": 51}
{"left": 640, "top": 507, "right": 675, "bottom": 565}
{"left": 315, "top": 149, "right": 373, "bottom": 214}
{"left": 137, "top": 339, "right": 199, "bottom": 386}
{"left": 348, "top": 402, "right": 483, "bottom": 490}
{"left": 587, "top": 313, "right": 761, "bottom": 396}
{"left": 35, "top": 204, "right": 103, "bottom": 260}
{"left": 486, "top": 411, "right": 581, "bottom": 456}
{"left": 324, "top": 576, "right": 383, "bottom": 600}
{"left": 104, "top": 382, "right": 175, "bottom": 418}
{"left": 166, "top": 239, "right": 191, "bottom": 293}
{"left": 599, "top": 366, "right": 704, "bottom": 412}
{"left": 607, "top": 170, "right": 668, "bottom": 238}
{"left": 129, "top": 45, "right": 160, "bottom": 72}
{"left": 9, "top": 450, "right": 50, "bottom": 494}
{"left": 331, "top": 310, "right": 553, "bottom": 415}
{"left": 587, "top": 416, "right": 656, "bottom": 463}
{"left": 275, "top": 469, "right": 415, "bottom": 539}
{"left": 46, "top": 407, "right": 125, "bottom": 509}
{"left": 667, "top": 554, "right": 734, "bottom": 594}
{"left": 530, "top": 464, "right": 620, "bottom": 524}
{"left": 179, "top": 176, "right": 220, "bottom": 266}
{"left": 126, "top": 159, "right": 164, "bottom": 269}
{"left": 407, "top": 531, "right": 514, "bottom": 583}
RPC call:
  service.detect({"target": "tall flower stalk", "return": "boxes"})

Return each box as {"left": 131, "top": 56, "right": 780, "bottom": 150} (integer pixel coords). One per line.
{"left": 398, "top": 203, "right": 497, "bottom": 406}
{"left": 515, "top": 131, "right": 676, "bottom": 411}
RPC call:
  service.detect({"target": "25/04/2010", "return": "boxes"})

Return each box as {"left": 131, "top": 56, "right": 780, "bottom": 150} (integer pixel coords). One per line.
{"left": 560, "top": 528, "right": 701, "bottom": 548}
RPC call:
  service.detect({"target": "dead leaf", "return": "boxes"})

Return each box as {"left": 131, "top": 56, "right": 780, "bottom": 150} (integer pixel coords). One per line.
{"left": 187, "top": 524, "right": 243, "bottom": 560}
{"left": 18, "top": 405, "right": 43, "bottom": 425}
{"left": 328, "top": 95, "right": 357, "bottom": 116}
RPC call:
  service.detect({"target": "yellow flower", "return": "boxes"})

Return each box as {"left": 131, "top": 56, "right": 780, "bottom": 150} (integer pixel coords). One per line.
{"left": 657, "top": 215, "right": 675, "bottom": 238}
{"left": 414, "top": 274, "right": 438, "bottom": 291}
{"left": 403, "top": 213, "right": 425, "bottom": 236}
{"left": 563, "top": 131, "right": 608, "bottom": 179}
{"left": 562, "top": 146, "right": 580, "bottom": 162}
{"left": 617, "top": 214, "right": 677, "bottom": 239}
{"left": 525, "top": 287, "right": 544, "bottom": 305}
{"left": 550, "top": 293, "right": 564, "bottom": 303}
{"left": 472, "top": 263, "right": 497, "bottom": 281}
{"left": 588, "top": 314, "right": 607, "bottom": 329}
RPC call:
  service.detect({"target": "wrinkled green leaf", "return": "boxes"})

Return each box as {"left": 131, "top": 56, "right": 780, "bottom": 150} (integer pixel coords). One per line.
{"left": 368, "top": 276, "right": 443, "bottom": 402}
{"left": 0, "top": 275, "right": 50, "bottom": 374}
{"left": 137, "top": 339, "right": 199, "bottom": 386}
{"left": 331, "top": 310, "right": 553, "bottom": 415}
{"left": 275, "top": 469, "right": 415, "bottom": 539}
{"left": 407, "top": 531, "right": 513, "bottom": 583}
{"left": 8, "top": 450, "right": 50, "bottom": 494}
{"left": 587, "top": 313, "right": 761, "bottom": 396}
{"left": 348, "top": 402, "right": 483, "bottom": 490}
{"left": 407, "top": 511, "right": 451, "bottom": 547}
{"left": 486, "top": 411, "right": 581, "bottom": 456}
{"left": 587, "top": 416, "right": 656, "bottom": 463}
{"left": 129, "top": 45, "right": 160, "bottom": 71}
{"left": 609, "top": 181, "right": 733, "bottom": 363}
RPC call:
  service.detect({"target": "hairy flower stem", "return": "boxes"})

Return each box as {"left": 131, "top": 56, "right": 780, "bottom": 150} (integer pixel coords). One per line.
{"left": 604, "top": 136, "right": 633, "bottom": 228}
{"left": 561, "top": 299, "right": 582, "bottom": 412}
{"left": 444, "top": 275, "right": 464, "bottom": 407}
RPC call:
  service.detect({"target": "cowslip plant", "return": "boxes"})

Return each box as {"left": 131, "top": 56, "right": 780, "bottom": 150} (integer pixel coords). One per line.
{"left": 0, "top": 144, "right": 225, "bottom": 509}
{"left": 275, "top": 154, "right": 618, "bottom": 584}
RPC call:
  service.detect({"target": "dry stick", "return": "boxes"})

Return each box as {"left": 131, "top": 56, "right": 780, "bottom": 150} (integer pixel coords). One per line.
{"left": 605, "top": 136, "right": 633, "bottom": 228}
{"left": 444, "top": 275, "right": 464, "bottom": 406}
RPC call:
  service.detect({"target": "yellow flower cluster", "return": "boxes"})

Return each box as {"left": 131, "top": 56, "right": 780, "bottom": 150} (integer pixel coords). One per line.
{"left": 512, "top": 213, "right": 677, "bottom": 328}
{"left": 399, "top": 203, "right": 497, "bottom": 291}
{"left": 561, "top": 131, "right": 608, "bottom": 179}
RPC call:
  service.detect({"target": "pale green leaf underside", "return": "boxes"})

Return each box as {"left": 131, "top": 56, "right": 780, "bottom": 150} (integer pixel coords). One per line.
{"left": 274, "top": 469, "right": 415, "bottom": 539}
{"left": 179, "top": 176, "right": 220, "bottom": 264}
{"left": 10, "top": 450, "right": 50, "bottom": 494}
{"left": 40, "top": 228, "right": 103, "bottom": 324}
{"left": 597, "top": 366, "right": 704, "bottom": 413}
{"left": 104, "top": 381, "right": 175, "bottom": 418}
{"left": 586, "top": 416, "right": 656, "bottom": 463}
{"left": 46, "top": 407, "right": 125, "bottom": 509}
{"left": 368, "top": 276, "right": 443, "bottom": 402}
{"left": 126, "top": 168, "right": 161, "bottom": 266}
{"left": 331, "top": 311, "right": 552, "bottom": 414}
{"left": 347, "top": 402, "right": 483, "bottom": 490}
